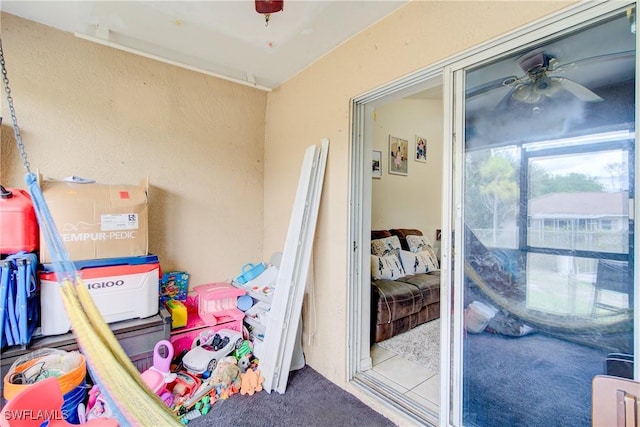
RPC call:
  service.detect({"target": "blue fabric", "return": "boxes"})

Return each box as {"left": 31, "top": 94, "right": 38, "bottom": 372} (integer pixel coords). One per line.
{"left": 0, "top": 251, "right": 38, "bottom": 347}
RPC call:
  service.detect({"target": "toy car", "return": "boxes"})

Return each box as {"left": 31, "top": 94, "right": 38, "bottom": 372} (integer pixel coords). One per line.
{"left": 182, "top": 328, "right": 244, "bottom": 374}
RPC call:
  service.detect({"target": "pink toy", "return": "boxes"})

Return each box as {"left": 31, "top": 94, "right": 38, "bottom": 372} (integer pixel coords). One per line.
{"left": 141, "top": 340, "right": 176, "bottom": 406}
{"left": 193, "top": 283, "right": 246, "bottom": 325}
{"left": 85, "top": 385, "right": 113, "bottom": 422}
{"left": 170, "top": 297, "right": 244, "bottom": 356}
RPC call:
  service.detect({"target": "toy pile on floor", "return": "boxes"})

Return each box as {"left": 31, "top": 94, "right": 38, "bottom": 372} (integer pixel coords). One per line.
{"left": 152, "top": 266, "right": 275, "bottom": 424}
{"left": 85, "top": 333, "right": 264, "bottom": 424}
{"left": 2, "top": 335, "right": 264, "bottom": 425}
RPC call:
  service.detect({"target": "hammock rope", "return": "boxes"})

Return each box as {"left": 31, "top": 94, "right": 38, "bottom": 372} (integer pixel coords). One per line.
{"left": 1, "top": 36, "right": 181, "bottom": 426}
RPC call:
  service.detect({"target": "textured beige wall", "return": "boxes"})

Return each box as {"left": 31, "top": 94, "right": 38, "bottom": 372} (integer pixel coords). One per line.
{"left": 0, "top": 13, "right": 267, "bottom": 286}
{"left": 264, "top": 0, "right": 572, "bottom": 421}
{"left": 372, "top": 98, "right": 443, "bottom": 241}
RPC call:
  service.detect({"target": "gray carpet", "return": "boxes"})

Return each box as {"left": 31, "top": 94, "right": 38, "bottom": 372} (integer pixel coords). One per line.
{"left": 188, "top": 365, "right": 396, "bottom": 427}
{"left": 464, "top": 331, "right": 606, "bottom": 427}
{"left": 377, "top": 319, "right": 440, "bottom": 373}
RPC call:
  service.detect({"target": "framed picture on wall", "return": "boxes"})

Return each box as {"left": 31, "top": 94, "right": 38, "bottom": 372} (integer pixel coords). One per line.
{"left": 415, "top": 135, "right": 427, "bottom": 162}
{"left": 389, "top": 135, "right": 408, "bottom": 176}
{"left": 372, "top": 150, "right": 382, "bottom": 179}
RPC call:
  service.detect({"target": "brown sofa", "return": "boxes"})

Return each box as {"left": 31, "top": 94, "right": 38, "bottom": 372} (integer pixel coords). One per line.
{"left": 370, "top": 228, "right": 440, "bottom": 343}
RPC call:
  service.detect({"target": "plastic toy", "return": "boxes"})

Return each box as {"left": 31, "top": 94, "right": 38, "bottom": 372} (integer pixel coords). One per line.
{"left": 167, "top": 371, "right": 201, "bottom": 407}
{"left": 140, "top": 340, "right": 176, "bottom": 406}
{"left": 165, "top": 299, "right": 188, "bottom": 329}
{"left": 181, "top": 328, "right": 243, "bottom": 374}
{"left": 233, "top": 340, "right": 253, "bottom": 360}
{"left": 239, "top": 368, "right": 264, "bottom": 396}
{"left": 179, "top": 395, "right": 212, "bottom": 425}
{"left": 169, "top": 296, "right": 245, "bottom": 356}
{"left": 237, "top": 265, "right": 278, "bottom": 300}
{"left": 234, "top": 263, "right": 266, "bottom": 284}
{"left": 192, "top": 283, "right": 246, "bottom": 325}
{"left": 85, "top": 385, "right": 114, "bottom": 422}
{"left": 182, "top": 356, "right": 240, "bottom": 409}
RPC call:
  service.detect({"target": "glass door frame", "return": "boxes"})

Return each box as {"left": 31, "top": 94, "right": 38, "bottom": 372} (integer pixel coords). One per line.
{"left": 442, "top": 1, "right": 639, "bottom": 425}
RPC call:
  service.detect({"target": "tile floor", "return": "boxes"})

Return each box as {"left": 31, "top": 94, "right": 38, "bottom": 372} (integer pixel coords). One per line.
{"left": 369, "top": 344, "right": 440, "bottom": 414}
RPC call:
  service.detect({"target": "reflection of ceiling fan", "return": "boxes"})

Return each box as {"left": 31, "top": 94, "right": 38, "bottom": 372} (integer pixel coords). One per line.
{"left": 467, "top": 50, "right": 635, "bottom": 105}
{"left": 507, "top": 51, "right": 603, "bottom": 104}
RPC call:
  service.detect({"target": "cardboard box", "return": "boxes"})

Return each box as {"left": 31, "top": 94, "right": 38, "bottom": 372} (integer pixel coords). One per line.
{"left": 38, "top": 174, "right": 149, "bottom": 262}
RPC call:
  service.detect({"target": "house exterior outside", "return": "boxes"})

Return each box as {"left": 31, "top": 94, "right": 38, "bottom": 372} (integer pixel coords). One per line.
{"left": 529, "top": 191, "right": 629, "bottom": 254}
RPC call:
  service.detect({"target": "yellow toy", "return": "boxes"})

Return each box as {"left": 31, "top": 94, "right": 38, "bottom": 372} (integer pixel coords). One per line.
{"left": 165, "top": 299, "right": 188, "bottom": 329}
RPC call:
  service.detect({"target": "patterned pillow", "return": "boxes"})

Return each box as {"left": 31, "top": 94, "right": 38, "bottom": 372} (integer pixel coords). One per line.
{"left": 399, "top": 250, "right": 429, "bottom": 275}
{"left": 371, "top": 254, "right": 406, "bottom": 280}
{"left": 371, "top": 236, "right": 402, "bottom": 259}
{"left": 406, "top": 235, "right": 440, "bottom": 269}
{"left": 406, "top": 235, "right": 432, "bottom": 253}
{"left": 418, "top": 248, "right": 439, "bottom": 271}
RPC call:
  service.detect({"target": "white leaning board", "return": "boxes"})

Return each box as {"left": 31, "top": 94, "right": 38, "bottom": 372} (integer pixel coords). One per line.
{"left": 260, "top": 139, "right": 329, "bottom": 394}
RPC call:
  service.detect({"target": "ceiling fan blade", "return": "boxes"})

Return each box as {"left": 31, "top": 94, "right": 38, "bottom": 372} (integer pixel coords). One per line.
{"left": 552, "top": 50, "right": 635, "bottom": 73}
{"left": 553, "top": 77, "right": 603, "bottom": 102}
{"left": 466, "top": 76, "right": 520, "bottom": 98}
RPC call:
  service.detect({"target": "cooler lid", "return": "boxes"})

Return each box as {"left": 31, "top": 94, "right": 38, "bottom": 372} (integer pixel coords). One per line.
{"left": 41, "top": 254, "right": 159, "bottom": 273}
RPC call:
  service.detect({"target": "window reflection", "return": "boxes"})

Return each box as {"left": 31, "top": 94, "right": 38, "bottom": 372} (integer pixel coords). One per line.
{"left": 461, "top": 8, "right": 635, "bottom": 427}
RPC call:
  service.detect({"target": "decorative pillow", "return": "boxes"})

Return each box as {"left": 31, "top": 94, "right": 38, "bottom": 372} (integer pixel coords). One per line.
{"left": 399, "top": 250, "right": 429, "bottom": 275}
{"left": 406, "top": 234, "right": 440, "bottom": 269}
{"left": 389, "top": 229, "right": 423, "bottom": 251}
{"left": 371, "top": 254, "right": 406, "bottom": 280}
{"left": 418, "top": 248, "right": 439, "bottom": 271}
{"left": 406, "top": 235, "right": 432, "bottom": 253}
{"left": 371, "top": 236, "right": 402, "bottom": 259}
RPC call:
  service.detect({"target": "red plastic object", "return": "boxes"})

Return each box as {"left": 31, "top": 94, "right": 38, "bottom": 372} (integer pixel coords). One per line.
{"left": 255, "top": 0, "right": 283, "bottom": 14}
{"left": 0, "top": 377, "right": 118, "bottom": 427}
{"left": 0, "top": 186, "right": 39, "bottom": 254}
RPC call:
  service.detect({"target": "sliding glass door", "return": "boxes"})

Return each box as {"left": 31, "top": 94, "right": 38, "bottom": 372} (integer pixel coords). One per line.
{"left": 448, "top": 3, "right": 637, "bottom": 426}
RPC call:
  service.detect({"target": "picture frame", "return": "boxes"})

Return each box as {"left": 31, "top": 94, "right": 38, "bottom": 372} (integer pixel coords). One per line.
{"left": 388, "top": 135, "right": 408, "bottom": 176}
{"left": 372, "top": 150, "right": 382, "bottom": 179}
{"left": 415, "top": 135, "right": 427, "bottom": 162}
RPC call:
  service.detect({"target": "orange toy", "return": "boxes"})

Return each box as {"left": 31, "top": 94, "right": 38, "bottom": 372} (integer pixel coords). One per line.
{"left": 239, "top": 368, "right": 264, "bottom": 396}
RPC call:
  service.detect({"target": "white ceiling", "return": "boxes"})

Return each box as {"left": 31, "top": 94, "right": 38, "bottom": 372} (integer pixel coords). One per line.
{"left": 2, "top": 0, "right": 408, "bottom": 91}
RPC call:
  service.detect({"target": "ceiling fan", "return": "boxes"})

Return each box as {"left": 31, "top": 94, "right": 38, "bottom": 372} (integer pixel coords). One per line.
{"left": 467, "top": 50, "right": 623, "bottom": 105}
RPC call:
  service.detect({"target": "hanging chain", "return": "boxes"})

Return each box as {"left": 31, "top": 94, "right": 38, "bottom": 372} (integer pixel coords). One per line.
{"left": 0, "top": 37, "right": 31, "bottom": 174}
